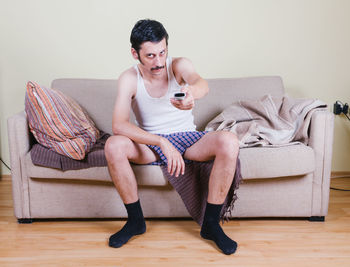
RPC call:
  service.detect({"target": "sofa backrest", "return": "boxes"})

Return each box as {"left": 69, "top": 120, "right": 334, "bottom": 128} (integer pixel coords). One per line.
{"left": 51, "top": 76, "right": 284, "bottom": 134}
{"left": 195, "top": 76, "right": 285, "bottom": 130}
{"left": 51, "top": 78, "right": 117, "bottom": 135}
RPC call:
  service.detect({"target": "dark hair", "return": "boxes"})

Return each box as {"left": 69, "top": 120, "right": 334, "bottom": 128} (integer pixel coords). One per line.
{"left": 130, "top": 19, "right": 169, "bottom": 53}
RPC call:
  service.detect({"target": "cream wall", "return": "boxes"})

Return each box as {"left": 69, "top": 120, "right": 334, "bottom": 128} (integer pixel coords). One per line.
{"left": 1, "top": 0, "right": 349, "bottom": 175}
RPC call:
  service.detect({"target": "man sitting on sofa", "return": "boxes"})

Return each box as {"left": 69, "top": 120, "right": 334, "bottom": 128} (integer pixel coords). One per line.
{"left": 104, "top": 19, "right": 240, "bottom": 255}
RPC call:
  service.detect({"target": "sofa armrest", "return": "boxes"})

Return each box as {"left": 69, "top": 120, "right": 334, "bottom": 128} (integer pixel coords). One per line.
{"left": 7, "top": 111, "right": 32, "bottom": 219}
{"left": 308, "top": 109, "right": 334, "bottom": 216}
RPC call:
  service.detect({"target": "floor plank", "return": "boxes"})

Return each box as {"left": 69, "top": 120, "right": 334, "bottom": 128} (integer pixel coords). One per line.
{"left": 0, "top": 175, "right": 349, "bottom": 266}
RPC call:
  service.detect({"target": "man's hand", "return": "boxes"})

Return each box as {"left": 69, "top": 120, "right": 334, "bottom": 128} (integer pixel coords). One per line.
{"left": 170, "top": 86, "right": 195, "bottom": 110}
{"left": 159, "top": 138, "right": 185, "bottom": 177}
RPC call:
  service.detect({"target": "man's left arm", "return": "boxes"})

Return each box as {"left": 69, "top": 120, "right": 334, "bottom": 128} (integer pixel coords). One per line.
{"left": 171, "top": 57, "right": 209, "bottom": 110}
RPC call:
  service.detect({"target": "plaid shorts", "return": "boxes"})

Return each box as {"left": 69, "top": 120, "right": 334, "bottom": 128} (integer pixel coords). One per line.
{"left": 147, "top": 131, "right": 208, "bottom": 165}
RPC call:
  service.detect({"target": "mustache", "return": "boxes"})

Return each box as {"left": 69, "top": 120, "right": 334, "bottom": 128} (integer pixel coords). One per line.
{"left": 151, "top": 65, "right": 165, "bottom": 71}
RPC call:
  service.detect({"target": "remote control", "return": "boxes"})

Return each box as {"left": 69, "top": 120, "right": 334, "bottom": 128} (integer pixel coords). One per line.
{"left": 173, "top": 92, "right": 186, "bottom": 100}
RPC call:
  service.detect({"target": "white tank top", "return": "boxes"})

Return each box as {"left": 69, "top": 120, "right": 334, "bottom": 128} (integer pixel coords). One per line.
{"left": 131, "top": 57, "right": 196, "bottom": 134}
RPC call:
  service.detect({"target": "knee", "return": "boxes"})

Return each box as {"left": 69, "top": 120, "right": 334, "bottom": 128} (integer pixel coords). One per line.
{"left": 105, "top": 135, "right": 132, "bottom": 162}
{"left": 214, "top": 131, "right": 239, "bottom": 159}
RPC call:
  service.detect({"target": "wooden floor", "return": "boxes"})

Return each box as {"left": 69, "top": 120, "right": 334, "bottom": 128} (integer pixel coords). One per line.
{"left": 0, "top": 175, "right": 349, "bottom": 267}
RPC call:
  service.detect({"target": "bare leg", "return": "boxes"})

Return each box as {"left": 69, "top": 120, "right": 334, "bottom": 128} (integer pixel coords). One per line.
{"left": 184, "top": 131, "right": 239, "bottom": 255}
{"left": 184, "top": 131, "right": 239, "bottom": 204}
{"left": 104, "top": 135, "right": 158, "bottom": 248}
{"left": 105, "top": 135, "right": 158, "bottom": 204}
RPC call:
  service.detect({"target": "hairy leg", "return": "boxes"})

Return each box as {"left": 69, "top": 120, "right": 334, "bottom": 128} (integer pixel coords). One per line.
{"left": 184, "top": 131, "right": 239, "bottom": 255}
{"left": 184, "top": 131, "right": 239, "bottom": 204}
{"left": 105, "top": 135, "right": 159, "bottom": 204}
{"left": 104, "top": 135, "right": 159, "bottom": 248}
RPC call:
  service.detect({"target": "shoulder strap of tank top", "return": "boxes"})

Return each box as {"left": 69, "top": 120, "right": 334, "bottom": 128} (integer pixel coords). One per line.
{"left": 133, "top": 64, "right": 146, "bottom": 99}
{"left": 167, "top": 56, "right": 185, "bottom": 88}
{"left": 134, "top": 64, "right": 141, "bottom": 80}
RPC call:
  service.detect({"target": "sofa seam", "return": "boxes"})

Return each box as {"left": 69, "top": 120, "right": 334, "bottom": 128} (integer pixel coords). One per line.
{"left": 17, "top": 113, "right": 32, "bottom": 219}
{"left": 320, "top": 112, "right": 330, "bottom": 215}
{"left": 309, "top": 110, "right": 325, "bottom": 216}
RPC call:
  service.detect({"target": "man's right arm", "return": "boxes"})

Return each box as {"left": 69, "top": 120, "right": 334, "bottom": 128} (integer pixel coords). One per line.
{"left": 112, "top": 69, "right": 162, "bottom": 146}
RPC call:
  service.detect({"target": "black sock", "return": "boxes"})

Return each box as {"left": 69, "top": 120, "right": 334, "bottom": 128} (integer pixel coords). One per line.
{"left": 109, "top": 199, "right": 146, "bottom": 248}
{"left": 200, "top": 202, "right": 237, "bottom": 255}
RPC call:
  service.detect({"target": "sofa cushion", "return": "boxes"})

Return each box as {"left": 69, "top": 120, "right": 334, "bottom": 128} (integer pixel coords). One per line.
{"left": 24, "top": 152, "right": 168, "bottom": 186}
{"left": 240, "top": 144, "right": 315, "bottom": 179}
{"left": 25, "top": 81, "right": 100, "bottom": 160}
{"left": 25, "top": 143, "right": 314, "bottom": 186}
{"left": 30, "top": 132, "right": 110, "bottom": 171}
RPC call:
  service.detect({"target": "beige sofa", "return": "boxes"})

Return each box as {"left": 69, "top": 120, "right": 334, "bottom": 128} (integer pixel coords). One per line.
{"left": 7, "top": 76, "right": 334, "bottom": 223}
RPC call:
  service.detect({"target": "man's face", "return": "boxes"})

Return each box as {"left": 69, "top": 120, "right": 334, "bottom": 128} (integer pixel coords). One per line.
{"left": 132, "top": 38, "right": 168, "bottom": 76}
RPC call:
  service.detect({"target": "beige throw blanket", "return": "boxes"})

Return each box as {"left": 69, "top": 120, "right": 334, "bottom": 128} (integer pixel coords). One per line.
{"left": 205, "top": 94, "right": 327, "bottom": 147}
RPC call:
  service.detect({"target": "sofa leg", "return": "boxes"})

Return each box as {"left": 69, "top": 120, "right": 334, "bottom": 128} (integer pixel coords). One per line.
{"left": 308, "top": 216, "right": 325, "bottom": 222}
{"left": 18, "top": 218, "right": 33, "bottom": 224}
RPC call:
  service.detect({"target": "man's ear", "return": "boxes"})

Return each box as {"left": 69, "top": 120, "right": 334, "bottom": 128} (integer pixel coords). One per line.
{"left": 131, "top": 48, "right": 139, "bottom": 60}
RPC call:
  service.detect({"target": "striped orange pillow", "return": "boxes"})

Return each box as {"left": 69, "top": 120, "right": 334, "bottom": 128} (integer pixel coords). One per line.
{"left": 25, "top": 81, "right": 100, "bottom": 160}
